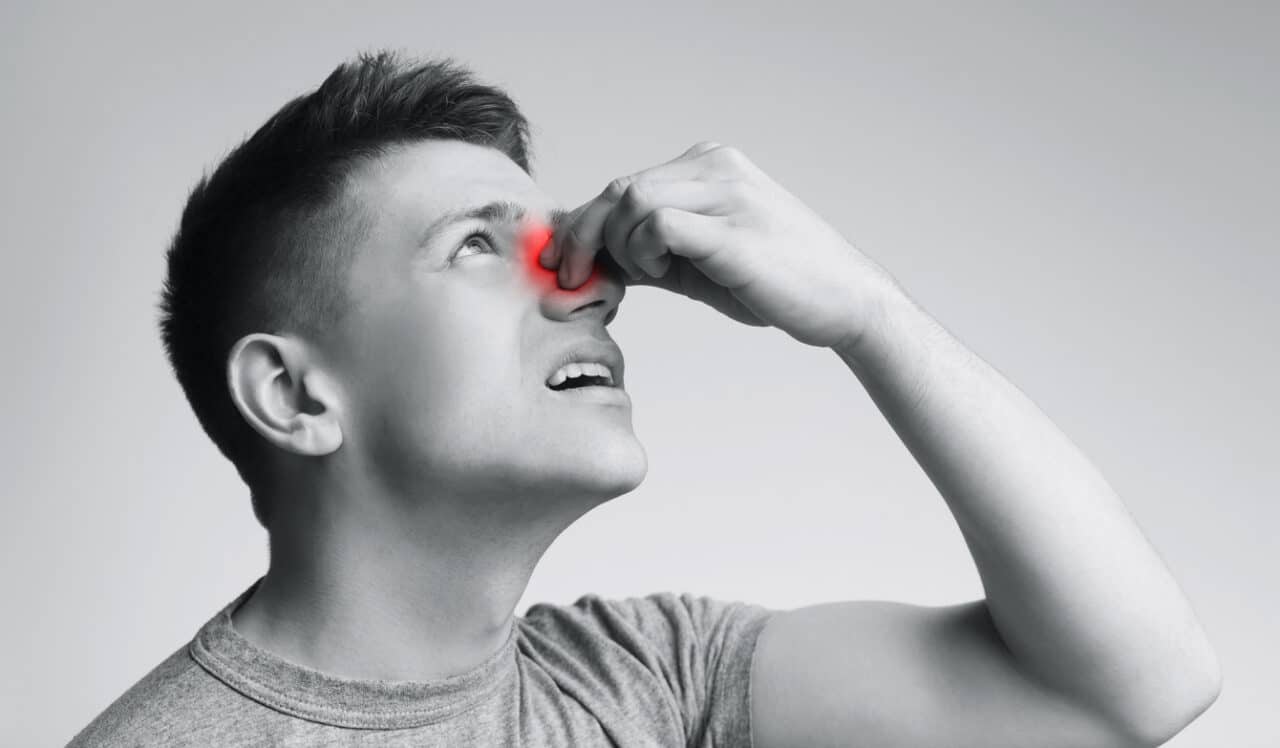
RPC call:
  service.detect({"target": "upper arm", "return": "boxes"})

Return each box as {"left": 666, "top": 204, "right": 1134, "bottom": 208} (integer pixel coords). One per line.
{"left": 749, "top": 599, "right": 1143, "bottom": 748}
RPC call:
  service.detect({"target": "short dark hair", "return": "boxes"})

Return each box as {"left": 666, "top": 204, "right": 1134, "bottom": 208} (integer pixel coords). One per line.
{"left": 158, "top": 50, "right": 531, "bottom": 528}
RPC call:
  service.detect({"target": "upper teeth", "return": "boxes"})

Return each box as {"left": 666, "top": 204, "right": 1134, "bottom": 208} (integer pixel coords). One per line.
{"left": 547, "top": 361, "right": 614, "bottom": 388}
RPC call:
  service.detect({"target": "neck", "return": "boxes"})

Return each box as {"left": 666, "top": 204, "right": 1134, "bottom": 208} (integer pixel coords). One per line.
{"left": 231, "top": 479, "right": 577, "bottom": 682}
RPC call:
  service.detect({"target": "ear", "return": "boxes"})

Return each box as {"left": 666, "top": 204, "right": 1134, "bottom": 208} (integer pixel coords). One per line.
{"left": 226, "top": 333, "right": 344, "bottom": 457}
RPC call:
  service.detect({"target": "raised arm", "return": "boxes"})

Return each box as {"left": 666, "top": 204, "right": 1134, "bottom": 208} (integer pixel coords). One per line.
{"left": 749, "top": 284, "right": 1221, "bottom": 747}
{"left": 546, "top": 141, "right": 1222, "bottom": 748}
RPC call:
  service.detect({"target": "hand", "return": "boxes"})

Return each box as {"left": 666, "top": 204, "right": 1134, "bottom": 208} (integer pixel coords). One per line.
{"left": 542, "top": 142, "right": 901, "bottom": 350}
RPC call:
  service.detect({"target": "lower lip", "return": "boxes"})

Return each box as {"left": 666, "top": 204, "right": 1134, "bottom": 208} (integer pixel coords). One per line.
{"left": 546, "top": 385, "right": 631, "bottom": 406}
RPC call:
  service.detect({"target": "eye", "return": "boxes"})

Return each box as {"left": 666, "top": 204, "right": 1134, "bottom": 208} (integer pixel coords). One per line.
{"left": 451, "top": 230, "right": 499, "bottom": 261}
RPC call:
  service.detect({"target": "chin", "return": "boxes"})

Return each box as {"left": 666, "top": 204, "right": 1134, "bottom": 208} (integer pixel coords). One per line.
{"left": 588, "top": 436, "right": 649, "bottom": 494}
{"left": 553, "top": 434, "right": 648, "bottom": 499}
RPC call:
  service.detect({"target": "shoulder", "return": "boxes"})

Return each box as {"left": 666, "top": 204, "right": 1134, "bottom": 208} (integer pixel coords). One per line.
{"left": 522, "top": 591, "right": 774, "bottom": 649}
{"left": 524, "top": 590, "right": 765, "bottom": 625}
{"left": 66, "top": 642, "right": 244, "bottom": 748}
{"left": 520, "top": 591, "right": 779, "bottom": 691}
{"left": 518, "top": 592, "right": 778, "bottom": 747}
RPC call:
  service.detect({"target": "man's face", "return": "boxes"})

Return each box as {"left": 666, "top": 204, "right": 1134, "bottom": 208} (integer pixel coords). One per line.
{"left": 317, "top": 139, "right": 646, "bottom": 513}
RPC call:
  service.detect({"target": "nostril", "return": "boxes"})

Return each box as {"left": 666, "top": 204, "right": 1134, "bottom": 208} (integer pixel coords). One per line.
{"left": 604, "top": 308, "right": 617, "bottom": 325}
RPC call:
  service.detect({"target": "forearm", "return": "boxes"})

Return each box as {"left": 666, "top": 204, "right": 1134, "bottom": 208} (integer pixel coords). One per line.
{"left": 835, "top": 283, "right": 1220, "bottom": 737}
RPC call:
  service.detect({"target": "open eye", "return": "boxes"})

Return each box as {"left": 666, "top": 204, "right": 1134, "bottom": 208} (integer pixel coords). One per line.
{"left": 452, "top": 230, "right": 499, "bottom": 261}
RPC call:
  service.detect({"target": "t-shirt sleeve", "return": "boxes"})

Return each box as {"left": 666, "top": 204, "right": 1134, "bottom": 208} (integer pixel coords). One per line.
{"left": 522, "top": 591, "right": 778, "bottom": 747}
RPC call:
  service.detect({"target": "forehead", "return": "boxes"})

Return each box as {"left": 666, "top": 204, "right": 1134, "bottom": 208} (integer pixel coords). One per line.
{"left": 351, "top": 139, "right": 551, "bottom": 223}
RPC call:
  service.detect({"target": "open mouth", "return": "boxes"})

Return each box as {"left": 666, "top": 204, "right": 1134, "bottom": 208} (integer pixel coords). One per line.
{"left": 543, "top": 359, "right": 631, "bottom": 406}
{"left": 548, "top": 375, "right": 613, "bottom": 391}
{"left": 545, "top": 361, "right": 618, "bottom": 391}
{"left": 542, "top": 361, "right": 616, "bottom": 391}
{"left": 542, "top": 339, "right": 626, "bottom": 398}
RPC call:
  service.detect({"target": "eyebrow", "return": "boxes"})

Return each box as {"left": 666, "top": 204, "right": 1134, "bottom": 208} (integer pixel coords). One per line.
{"left": 419, "top": 201, "right": 571, "bottom": 250}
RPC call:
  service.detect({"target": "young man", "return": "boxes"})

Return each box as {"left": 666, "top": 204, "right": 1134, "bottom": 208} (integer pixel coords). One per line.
{"left": 70, "top": 50, "right": 1220, "bottom": 747}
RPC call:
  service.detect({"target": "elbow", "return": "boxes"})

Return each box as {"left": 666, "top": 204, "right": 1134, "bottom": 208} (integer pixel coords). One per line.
{"left": 1114, "top": 648, "right": 1223, "bottom": 747}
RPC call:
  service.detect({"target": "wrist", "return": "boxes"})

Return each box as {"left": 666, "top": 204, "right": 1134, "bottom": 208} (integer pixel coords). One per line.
{"left": 832, "top": 271, "right": 914, "bottom": 363}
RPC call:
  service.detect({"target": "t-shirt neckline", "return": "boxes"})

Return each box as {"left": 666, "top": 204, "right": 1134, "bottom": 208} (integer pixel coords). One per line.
{"left": 188, "top": 577, "right": 519, "bottom": 729}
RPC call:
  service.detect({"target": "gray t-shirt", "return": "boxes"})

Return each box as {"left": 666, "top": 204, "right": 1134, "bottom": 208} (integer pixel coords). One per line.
{"left": 68, "top": 579, "right": 777, "bottom": 746}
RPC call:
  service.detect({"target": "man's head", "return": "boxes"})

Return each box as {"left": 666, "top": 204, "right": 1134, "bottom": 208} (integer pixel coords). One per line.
{"left": 160, "top": 51, "right": 646, "bottom": 532}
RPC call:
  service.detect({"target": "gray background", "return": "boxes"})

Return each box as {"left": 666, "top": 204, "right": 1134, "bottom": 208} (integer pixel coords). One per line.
{"left": 2, "top": 2, "right": 1275, "bottom": 745}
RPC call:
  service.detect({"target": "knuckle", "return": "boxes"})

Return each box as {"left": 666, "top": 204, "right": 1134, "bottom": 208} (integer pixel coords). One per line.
{"left": 621, "top": 179, "right": 652, "bottom": 210}
{"left": 604, "top": 177, "right": 632, "bottom": 201}
{"left": 649, "top": 206, "right": 676, "bottom": 235}
{"left": 714, "top": 145, "right": 749, "bottom": 168}
{"left": 565, "top": 221, "right": 588, "bottom": 248}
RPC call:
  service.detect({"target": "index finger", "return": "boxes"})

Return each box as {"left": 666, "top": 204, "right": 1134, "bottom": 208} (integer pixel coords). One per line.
{"left": 553, "top": 147, "right": 719, "bottom": 288}
{"left": 555, "top": 193, "right": 629, "bottom": 288}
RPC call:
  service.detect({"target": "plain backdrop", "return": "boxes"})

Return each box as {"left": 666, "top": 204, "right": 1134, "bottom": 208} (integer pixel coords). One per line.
{"left": 2, "top": 2, "right": 1275, "bottom": 745}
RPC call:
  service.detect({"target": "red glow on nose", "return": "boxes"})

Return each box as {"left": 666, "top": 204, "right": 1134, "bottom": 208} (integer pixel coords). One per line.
{"left": 521, "top": 219, "right": 602, "bottom": 294}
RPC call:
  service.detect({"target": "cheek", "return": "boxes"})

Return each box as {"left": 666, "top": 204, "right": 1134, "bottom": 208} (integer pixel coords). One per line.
{"left": 348, "top": 292, "right": 527, "bottom": 434}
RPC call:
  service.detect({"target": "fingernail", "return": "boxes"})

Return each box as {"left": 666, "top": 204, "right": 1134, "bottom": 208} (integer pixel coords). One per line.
{"left": 540, "top": 242, "right": 559, "bottom": 270}
{"left": 547, "top": 234, "right": 563, "bottom": 267}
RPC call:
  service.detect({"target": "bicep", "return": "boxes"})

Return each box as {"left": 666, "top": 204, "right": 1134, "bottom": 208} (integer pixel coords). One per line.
{"left": 749, "top": 600, "right": 1139, "bottom": 748}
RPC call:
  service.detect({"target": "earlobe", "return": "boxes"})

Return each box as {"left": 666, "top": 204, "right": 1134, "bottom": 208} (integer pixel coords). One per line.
{"left": 227, "top": 333, "right": 344, "bottom": 458}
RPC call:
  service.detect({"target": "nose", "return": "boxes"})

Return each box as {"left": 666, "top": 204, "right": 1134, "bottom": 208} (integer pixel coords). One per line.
{"left": 539, "top": 252, "right": 627, "bottom": 326}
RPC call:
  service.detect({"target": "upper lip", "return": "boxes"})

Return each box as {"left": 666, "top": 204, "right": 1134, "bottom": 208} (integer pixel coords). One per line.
{"left": 544, "top": 339, "right": 625, "bottom": 389}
